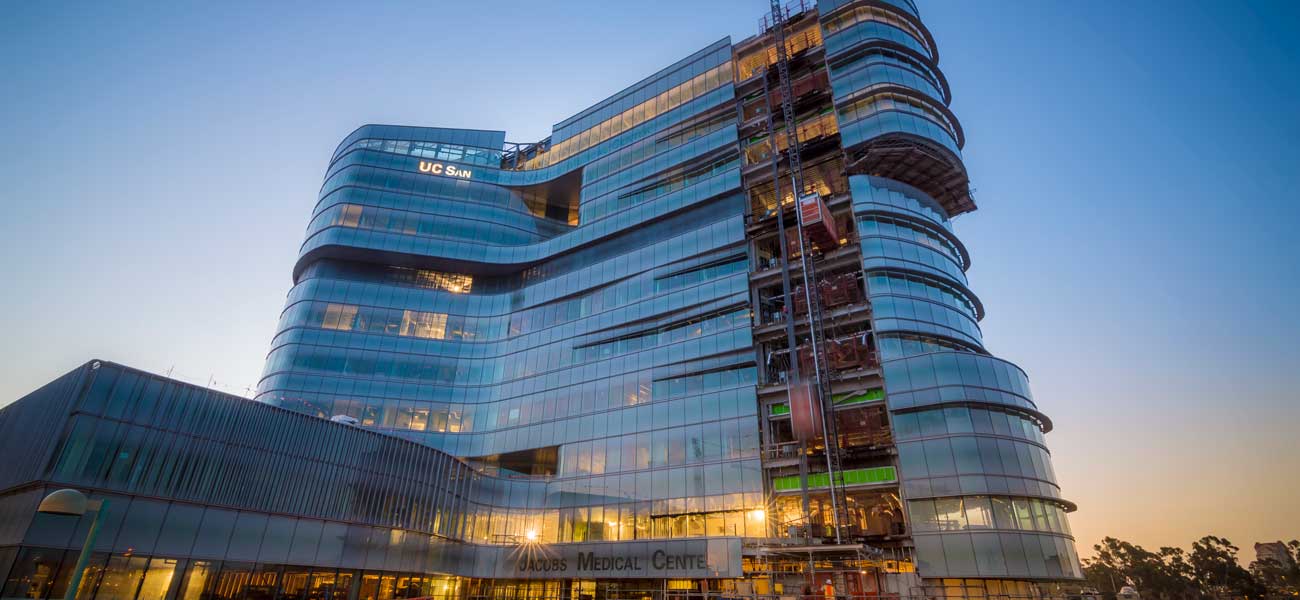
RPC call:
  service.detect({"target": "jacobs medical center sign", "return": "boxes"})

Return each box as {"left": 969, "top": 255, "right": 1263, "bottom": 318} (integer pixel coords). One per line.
{"left": 519, "top": 550, "right": 708, "bottom": 574}
{"left": 493, "top": 539, "right": 742, "bottom": 580}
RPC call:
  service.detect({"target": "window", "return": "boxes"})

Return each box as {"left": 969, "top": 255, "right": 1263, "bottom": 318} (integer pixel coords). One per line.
{"left": 93, "top": 556, "right": 147, "bottom": 600}
{"left": 1, "top": 548, "right": 67, "bottom": 600}
{"left": 400, "top": 310, "right": 447, "bottom": 339}
{"left": 178, "top": 561, "right": 216, "bottom": 600}
{"left": 135, "top": 561, "right": 180, "bottom": 600}
{"left": 321, "top": 304, "right": 359, "bottom": 331}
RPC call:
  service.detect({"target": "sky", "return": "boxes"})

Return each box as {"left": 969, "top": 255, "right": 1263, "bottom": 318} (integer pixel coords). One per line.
{"left": 1, "top": 0, "right": 1297, "bottom": 562}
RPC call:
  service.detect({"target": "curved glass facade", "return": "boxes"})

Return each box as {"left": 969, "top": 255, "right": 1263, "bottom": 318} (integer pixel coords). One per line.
{"left": 255, "top": 37, "right": 766, "bottom": 562}
{"left": 850, "top": 171, "right": 1080, "bottom": 578}
{"left": 1, "top": 2, "right": 1082, "bottom": 599}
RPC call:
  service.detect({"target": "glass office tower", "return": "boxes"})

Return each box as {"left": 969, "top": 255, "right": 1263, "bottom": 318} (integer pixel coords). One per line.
{"left": 1, "top": 1, "right": 1081, "bottom": 599}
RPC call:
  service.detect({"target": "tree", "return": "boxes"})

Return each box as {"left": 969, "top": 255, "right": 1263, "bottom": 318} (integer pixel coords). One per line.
{"left": 1188, "top": 536, "right": 1265, "bottom": 599}
{"left": 1083, "top": 537, "right": 1200, "bottom": 600}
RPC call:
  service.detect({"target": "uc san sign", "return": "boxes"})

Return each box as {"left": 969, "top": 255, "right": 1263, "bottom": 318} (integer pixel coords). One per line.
{"left": 417, "top": 160, "right": 472, "bottom": 179}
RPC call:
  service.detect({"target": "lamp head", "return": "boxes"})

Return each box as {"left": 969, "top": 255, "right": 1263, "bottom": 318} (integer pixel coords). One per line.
{"left": 38, "top": 489, "right": 89, "bottom": 516}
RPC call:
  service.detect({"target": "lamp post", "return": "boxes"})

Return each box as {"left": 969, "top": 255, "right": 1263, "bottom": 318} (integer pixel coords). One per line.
{"left": 37, "top": 489, "right": 108, "bottom": 600}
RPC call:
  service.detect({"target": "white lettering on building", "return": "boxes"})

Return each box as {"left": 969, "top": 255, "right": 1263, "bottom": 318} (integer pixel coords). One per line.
{"left": 417, "top": 160, "right": 471, "bottom": 179}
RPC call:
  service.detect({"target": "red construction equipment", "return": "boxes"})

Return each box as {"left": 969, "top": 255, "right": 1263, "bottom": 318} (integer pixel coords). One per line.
{"left": 820, "top": 272, "right": 860, "bottom": 308}
{"left": 789, "top": 380, "right": 824, "bottom": 442}
{"left": 798, "top": 193, "right": 839, "bottom": 250}
{"left": 790, "top": 273, "right": 861, "bottom": 315}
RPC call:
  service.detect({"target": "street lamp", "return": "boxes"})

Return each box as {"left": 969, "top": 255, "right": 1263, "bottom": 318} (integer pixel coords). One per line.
{"left": 37, "top": 489, "right": 108, "bottom": 600}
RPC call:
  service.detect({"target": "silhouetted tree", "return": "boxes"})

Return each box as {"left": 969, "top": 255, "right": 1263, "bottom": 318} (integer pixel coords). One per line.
{"left": 1082, "top": 537, "right": 1201, "bottom": 600}
{"left": 1188, "top": 536, "right": 1266, "bottom": 598}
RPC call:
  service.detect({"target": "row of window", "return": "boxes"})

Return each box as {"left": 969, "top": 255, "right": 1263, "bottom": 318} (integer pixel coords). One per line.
{"left": 288, "top": 238, "right": 742, "bottom": 328}
{"left": 333, "top": 124, "right": 502, "bottom": 161}
{"left": 320, "top": 203, "right": 548, "bottom": 247}
{"left": 264, "top": 364, "right": 757, "bottom": 439}
{"left": 860, "top": 214, "right": 963, "bottom": 268}
{"left": 278, "top": 386, "right": 759, "bottom": 460}
{"left": 870, "top": 295, "right": 983, "bottom": 346}
{"left": 556, "top": 416, "right": 758, "bottom": 476}
{"left": 831, "top": 48, "right": 944, "bottom": 102}
{"left": 285, "top": 256, "right": 745, "bottom": 346}
{"left": 837, "top": 104, "right": 962, "bottom": 159}
{"left": 0, "top": 550, "right": 444, "bottom": 600}
{"left": 849, "top": 174, "right": 952, "bottom": 228}
{"left": 824, "top": 14, "right": 933, "bottom": 61}
{"left": 902, "top": 473, "right": 1062, "bottom": 510}
{"left": 295, "top": 206, "right": 743, "bottom": 309}
{"left": 912, "top": 531, "right": 1082, "bottom": 579}
{"left": 893, "top": 405, "right": 1047, "bottom": 445}
{"left": 898, "top": 436, "right": 1058, "bottom": 484}
{"left": 308, "top": 200, "right": 745, "bottom": 311}
{"left": 522, "top": 63, "right": 732, "bottom": 170}
{"left": 513, "top": 197, "right": 745, "bottom": 287}
{"left": 832, "top": 62, "right": 947, "bottom": 116}
{"left": 551, "top": 44, "right": 731, "bottom": 143}
{"left": 877, "top": 332, "right": 978, "bottom": 360}
{"left": 571, "top": 308, "right": 749, "bottom": 362}
{"left": 866, "top": 270, "right": 976, "bottom": 318}
{"left": 468, "top": 462, "right": 764, "bottom": 517}
{"left": 861, "top": 236, "right": 968, "bottom": 290}
{"left": 882, "top": 350, "right": 1033, "bottom": 402}
{"left": 307, "top": 207, "right": 540, "bottom": 249}
{"left": 505, "top": 85, "right": 741, "bottom": 189}
{"left": 580, "top": 125, "right": 738, "bottom": 201}
{"left": 260, "top": 340, "right": 753, "bottom": 421}
{"left": 823, "top": 5, "right": 928, "bottom": 49}
{"left": 446, "top": 487, "right": 766, "bottom": 543}
{"left": 264, "top": 326, "right": 753, "bottom": 388}
{"left": 540, "top": 505, "right": 766, "bottom": 544}
{"left": 297, "top": 262, "right": 490, "bottom": 295}
{"left": 909, "top": 495, "right": 1073, "bottom": 536}
{"left": 583, "top": 155, "right": 738, "bottom": 221}
{"left": 580, "top": 112, "right": 734, "bottom": 187}
{"left": 337, "top": 137, "right": 503, "bottom": 167}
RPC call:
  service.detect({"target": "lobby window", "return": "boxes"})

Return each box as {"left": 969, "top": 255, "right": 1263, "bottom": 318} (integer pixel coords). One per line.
{"left": 135, "top": 558, "right": 180, "bottom": 600}
{"left": 1, "top": 547, "right": 67, "bottom": 600}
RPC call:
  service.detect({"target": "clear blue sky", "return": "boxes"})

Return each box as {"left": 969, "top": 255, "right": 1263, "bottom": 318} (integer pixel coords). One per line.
{"left": 2, "top": 0, "right": 1297, "bottom": 560}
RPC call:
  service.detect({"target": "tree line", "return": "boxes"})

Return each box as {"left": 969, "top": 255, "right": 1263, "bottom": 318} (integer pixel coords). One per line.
{"left": 1083, "top": 536, "right": 1300, "bottom": 599}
